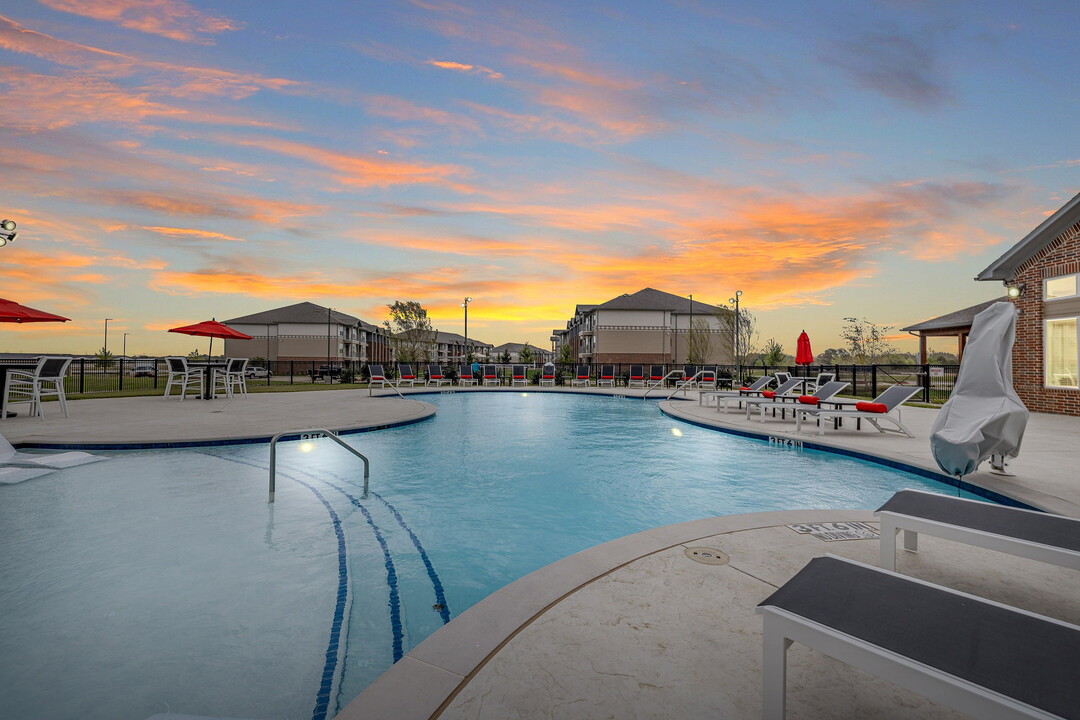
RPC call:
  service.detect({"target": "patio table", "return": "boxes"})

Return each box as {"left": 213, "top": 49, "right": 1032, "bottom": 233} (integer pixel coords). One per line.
{"left": 186, "top": 362, "right": 228, "bottom": 399}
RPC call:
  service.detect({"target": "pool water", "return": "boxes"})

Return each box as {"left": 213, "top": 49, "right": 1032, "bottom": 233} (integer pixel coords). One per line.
{"left": 0, "top": 393, "right": 972, "bottom": 720}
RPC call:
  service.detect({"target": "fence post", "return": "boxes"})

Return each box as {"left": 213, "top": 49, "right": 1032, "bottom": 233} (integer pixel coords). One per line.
{"left": 290, "top": 361, "right": 294, "bottom": 384}
{"left": 79, "top": 358, "right": 85, "bottom": 394}
{"left": 871, "top": 365, "right": 878, "bottom": 399}
{"left": 922, "top": 363, "right": 930, "bottom": 403}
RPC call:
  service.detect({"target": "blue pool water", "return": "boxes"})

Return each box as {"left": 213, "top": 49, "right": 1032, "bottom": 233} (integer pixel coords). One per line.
{"left": 0, "top": 393, "right": 974, "bottom": 720}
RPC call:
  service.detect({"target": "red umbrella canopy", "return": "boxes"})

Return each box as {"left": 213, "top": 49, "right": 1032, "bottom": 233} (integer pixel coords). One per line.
{"left": 169, "top": 319, "right": 252, "bottom": 360}
{"left": 0, "top": 297, "right": 71, "bottom": 323}
{"left": 795, "top": 330, "right": 814, "bottom": 365}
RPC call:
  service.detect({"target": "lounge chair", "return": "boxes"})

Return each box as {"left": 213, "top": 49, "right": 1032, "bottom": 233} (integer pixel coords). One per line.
{"left": 648, "top": 364, "right": 666, "bottom": 387}
{"left": 539, "top": 362, "right": 555, "bottom": 387}
{"left": 699, "top": 375, "right": 771, "bottom": 407}
{"left": 747, "top": 381, "right": 850, "bottom": 423}
{"left": 628, "top": 364, "right": 645, "bottom": 388}
{"left": 698, "top": 366, "right": 718, "bottom": 391}
{"left": 396, "top": 364, "right": 418, "bottom": 387}
{"left": 164, "top": 357, "right": 204, "bottom": 401}
{"left": 457, "top": 364, "right": 477, "bottom": 386}
{"left": 5, "top": 356, "right": 72, "bottom": 419}
{"left": 757, "top": 554, "right": 1080, "bottom": 720}
{"left": 876, "top": 489, "right": 1080, "bottom": 573}
{"left": 597, "top": 364, "right": 616, "bottom": 387}
{"left": 368, "top": 364, "right": 389, "bottom": 388}
{"left": 794, "top": 384, "right": 922, "bottom": 437}
{"left": 482, "top": 364, "right": 499, "bottom": 386}
{"left": 734, "top": 378, "right": 804, "bottom": 416}
{"left": 571, "top": 364, "right": 590, "bottom": 387}
{"left": 427, "top": 364, "right": 450, "bottom": 387}
{"left": 680, "top": 364, "right": 697, "bottom": 388}
{"left": 510, "top": 364, "right": 528, "bottom": 387}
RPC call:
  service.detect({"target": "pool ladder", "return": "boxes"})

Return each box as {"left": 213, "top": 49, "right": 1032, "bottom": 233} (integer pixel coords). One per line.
{"left": 268, "top": 428, "right": 369, "bottom": 503}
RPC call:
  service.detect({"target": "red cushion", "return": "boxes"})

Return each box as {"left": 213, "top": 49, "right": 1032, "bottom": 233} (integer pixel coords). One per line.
{"left": 797, "top": 395, "right": 819, "bottom": 405}
{"left": 856, "top": 401, "right": 887, "bottom": 413}
{"left": 402, "top": 375, "right": 415, "bottom": 380}
{"left": 761, "top": 390, "right": 775, "bottom": 398}
{"left": 739, "top": 386, "right": 752, "bottom": 392}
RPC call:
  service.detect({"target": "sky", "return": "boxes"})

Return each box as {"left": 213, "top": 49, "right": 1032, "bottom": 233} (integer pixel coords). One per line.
{"left": 1, "top": 0, "right": 1078, "bottom": 358}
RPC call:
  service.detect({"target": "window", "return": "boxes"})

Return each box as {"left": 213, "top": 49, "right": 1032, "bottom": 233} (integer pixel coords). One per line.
{"left": 1045, "top": 273, "right": 1078, "bottom": 300}
{"left": 1045, "top": 317, "right": 1079, "bottom": 389}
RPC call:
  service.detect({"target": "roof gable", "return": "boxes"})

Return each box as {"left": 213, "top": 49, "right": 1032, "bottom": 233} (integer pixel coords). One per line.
{"left": 224, "top": 302, "right": 360, "bottom": 325}
{"left": 595, "top": 287, "right": 722, "bottom": 314}
{"left": 976, "top": 191, "right": 1080, "bottom": 281}
{"left": 899, "top": 297, "right": 1006, "bottom": 332}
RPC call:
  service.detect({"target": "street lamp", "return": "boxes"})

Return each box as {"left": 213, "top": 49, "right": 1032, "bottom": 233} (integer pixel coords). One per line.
{"left": 461, "top": 297, "right": 472, "bottom": 362}
{"left": 123, "top": 332, "right": 129, "bottom": 358}
{"left": 104, "top": 318, "right": 115, "bottom": 359}
{"left": 728, "top": 290, "right": 742, "bottom": 382}
{"left": 326, "top": 306, "right": 334, "bottom": 384}
{"left": 0, "top": 219, "right": 16, "bottom": 246}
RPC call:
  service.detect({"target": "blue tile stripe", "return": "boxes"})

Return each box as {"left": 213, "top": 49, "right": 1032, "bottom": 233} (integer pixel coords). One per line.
{"left": 372, "top": 492, "right": 451, "bottom": 624}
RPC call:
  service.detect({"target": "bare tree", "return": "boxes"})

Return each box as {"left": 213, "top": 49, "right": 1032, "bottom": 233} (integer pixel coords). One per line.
{"left": 685, "top": 318, "right": 713, "bottom": 364}
{"left": 840, "top": 317, "right": 895, "bottom": 363}
{"left": 384, "top": 301, "right": 435, "bottom": 363}
{"left": 715, "top": 307, "right": 760, "bottom": 368}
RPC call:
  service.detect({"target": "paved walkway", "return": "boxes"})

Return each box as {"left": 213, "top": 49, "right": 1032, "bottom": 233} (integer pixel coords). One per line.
{"left": 3, "top": 386, "right": 1077, "bottom": 720}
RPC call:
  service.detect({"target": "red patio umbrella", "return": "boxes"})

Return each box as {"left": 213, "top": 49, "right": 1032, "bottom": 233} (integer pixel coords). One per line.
{"left": 795, "top": 330, "right": 814, "bottom": 366}
{"left": 168, "top": 319, "right": 252, "bottom": 361}
{"left": 0, "top": 297, "right": 71, "bottom": 323}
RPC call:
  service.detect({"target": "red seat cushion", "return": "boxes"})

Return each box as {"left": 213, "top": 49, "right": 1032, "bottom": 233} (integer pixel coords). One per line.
{"left": 739, "top": 386, "right": 752, "bottom": 392}
{"left": 856, "top": 401, "right": 888, "bottom": 413}
{"left": 402, "top": 375, "right": 415, "bottom": 380}
{"left": 761, "top": 390, "right": 775, "bottom": 398}
{"left": 797, "top": 395, "right": 819, "bottom": 405}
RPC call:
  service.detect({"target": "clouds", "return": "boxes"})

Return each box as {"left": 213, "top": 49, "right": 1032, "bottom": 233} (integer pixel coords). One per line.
{"left": 38, "top": 0, "right": 243, "bottom": 43}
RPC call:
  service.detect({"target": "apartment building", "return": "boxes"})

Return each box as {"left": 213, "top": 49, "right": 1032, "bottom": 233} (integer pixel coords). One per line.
{"left": 552, "top": 288, "right": 733, "bottom": 365}
{"left": 222, "top": 302, "right": 391, "bottom": 364}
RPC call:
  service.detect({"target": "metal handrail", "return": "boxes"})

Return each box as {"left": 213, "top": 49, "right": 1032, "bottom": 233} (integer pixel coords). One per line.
{"left": 269, "top": 428, "right": 369, "bottom": 503}
{"left": 666, "top": 370, "right": 706, "bottom": 400}
{"left": 369, "top": 378, "right": 406, "bottom": 400}
{"left": 643, "top": 370, "right": 685, "bottom": 398}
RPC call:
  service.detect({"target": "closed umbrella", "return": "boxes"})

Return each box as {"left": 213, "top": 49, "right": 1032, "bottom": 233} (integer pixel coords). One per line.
{"left": 168, "top": 319, "right": 252, "bottom": 361}
{"left": 795, "top": 330, "right": 813, "bottom": 366}
{"left": 0, "top": 298, "right": 70, "bottom": 323}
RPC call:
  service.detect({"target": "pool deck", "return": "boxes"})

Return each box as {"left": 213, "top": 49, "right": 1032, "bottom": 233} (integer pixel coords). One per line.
{"left": 3, "top": 386, "right": 1079, "bottom": 720}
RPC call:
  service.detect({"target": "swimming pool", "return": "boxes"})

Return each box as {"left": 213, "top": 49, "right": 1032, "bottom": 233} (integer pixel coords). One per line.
{"left": 0, "top": 392, "right": 973, "bottom": 720}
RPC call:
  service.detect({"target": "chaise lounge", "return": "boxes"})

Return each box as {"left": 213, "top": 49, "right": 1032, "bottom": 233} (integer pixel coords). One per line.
{"left": 746, "top": 381, "right": 850, "bottom": 423}
{"left": 699, "top": 375, "right": 771, "bottom": 407}
{"left": 794, "top": 384, "right": 922, "bottom": 437}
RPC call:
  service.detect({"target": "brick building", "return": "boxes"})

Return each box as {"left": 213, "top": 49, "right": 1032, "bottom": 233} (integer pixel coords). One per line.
{"left": 552, "top": 288, "right": 733, "bottom": 365}
{"left": 976, "top": 191, "right": 1080, "bottom": 416}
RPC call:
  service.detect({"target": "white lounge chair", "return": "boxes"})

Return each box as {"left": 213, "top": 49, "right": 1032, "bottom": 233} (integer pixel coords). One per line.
{"left": 737, "top": 378, "right": 804, "bottom": 417}
{"left": 427, "top": 364, "right": 451, "bottom": 387}
{"left": 628, "top": 365, "right": 645, "bottom": 388}
{"left": 571, "top": 364, "right": 590, "bottom": 387}
{"left": 397, "top": 364, "right": 418, "bottom": 387}
{"left": 538, "top": 363, "right": 555, "bottom": 387}
{"left": 757, "top": 554, "right": 1080, "bottom": 720}
{"left": 458, "top": 364, "right": 477, "bottom": 386}
{"left": 510, "top": 364, "right": 528, "bottom": 387}
{"left": 368, "top": 364, "right": 390, "bottom": 388}
{"left": 482, "top": 364, "right": 499, "bottom": 386}
{"left": 747, "top": 381, "right": 849, "bottom": 423}
{"left": 700, "top": 375, "right": 771, "bottom": 407}
{"left": 876, "top": 489, "right": 1080, "bottom": 573}
{"left": 794, "top": 384, "right": 922, "bottom": 437}
{"left": 597, "top": 364, "right": 616, "bottom": 387}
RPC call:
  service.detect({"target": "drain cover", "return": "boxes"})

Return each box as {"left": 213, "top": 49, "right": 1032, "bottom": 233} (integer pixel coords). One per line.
{"left": 685, "top": 546, "right": 730, "bottom": 565}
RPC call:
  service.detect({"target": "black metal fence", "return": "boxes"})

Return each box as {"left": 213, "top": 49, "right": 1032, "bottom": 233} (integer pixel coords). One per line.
{"left": 5, "top": 358, "right": 961, "bottom": 404}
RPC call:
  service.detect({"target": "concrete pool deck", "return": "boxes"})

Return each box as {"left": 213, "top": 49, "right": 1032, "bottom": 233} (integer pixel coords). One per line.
{"left": 2, "top": 386, "right": 1078, "bottom": 719}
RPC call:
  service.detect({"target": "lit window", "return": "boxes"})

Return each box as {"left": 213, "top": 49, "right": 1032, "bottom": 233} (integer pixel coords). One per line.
{"left": 1046, "top": 274, "right": 1078, "bottom": 299}
{"left": 1045, "top": 317, "right": 1079, "bottom": 388}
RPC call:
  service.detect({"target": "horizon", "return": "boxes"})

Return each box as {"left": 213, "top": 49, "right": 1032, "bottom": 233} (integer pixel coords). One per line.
{"left": 2, "top": 1, "right": 1077, "bottom": 358}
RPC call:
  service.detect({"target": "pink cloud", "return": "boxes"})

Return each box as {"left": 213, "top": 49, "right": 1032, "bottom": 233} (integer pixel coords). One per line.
{"left": 38, "top": 0, "right": 243, "bottom": 44}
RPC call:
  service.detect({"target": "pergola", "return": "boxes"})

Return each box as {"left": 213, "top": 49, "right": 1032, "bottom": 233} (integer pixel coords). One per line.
{"left": 900, "top": 297, "right": 1006, "bottom": 364}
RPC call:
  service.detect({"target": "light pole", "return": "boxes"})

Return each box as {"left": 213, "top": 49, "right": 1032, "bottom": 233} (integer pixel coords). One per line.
{"left": 104, "top": 318, "right": 115, "bottom": 359}
{"left": 461, "top": 296, "right": 472, "bottom": 362}
{"left": 123, "top": 332, "right": 129, "bottom": 358}
{"left": 326, "top": 306, "right": 334, "bottom": 383}
{"left": 728, "top": 290, "right": 742, "bottom": 382}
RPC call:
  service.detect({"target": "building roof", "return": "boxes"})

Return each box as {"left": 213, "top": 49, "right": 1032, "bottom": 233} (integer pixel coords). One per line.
{"left": 491, "top": 342, "right": 547, "bottom": 354}
{"left": 224, "top": 302, "right": 360, "bottom": 326}
{"left": 976, "top": 191, "right": 1080, "bottom": 282}
{"left": 900, "top": 297, "right": 1006, "bottom": 332}
{"left": 595, "top": 287, "right": 723, "bottom": 314}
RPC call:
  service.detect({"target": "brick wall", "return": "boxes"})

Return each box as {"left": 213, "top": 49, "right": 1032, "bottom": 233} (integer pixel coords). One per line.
{"left": 1011, "top": 220, "right": 1080, "bottom": 416}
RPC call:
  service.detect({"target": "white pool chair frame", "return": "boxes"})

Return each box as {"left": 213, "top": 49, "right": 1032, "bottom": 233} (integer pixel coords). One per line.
{"left": 164, "top": 357, "right": 204, "bottom": 401}
{"left": 748, "top": 381, "right": 849, "bottom": 423}
{"left": 510, "top": 365, "right": 528, "bottom": 387}
{"left": 876, "top": 489, "right": 1080, "bottom": 573}
{"left": 571, "top": 364, "right": 591, "bottom": 387}
{"left": 538, "top": 363, "right": 555, "bottom": 387}
{"left": 597, "top": 364, "right": 616, "bottom": 387}
{"left": 758, "top": 554, "right": 1078, "bottom": 720}
{"left": 457, "top": 365, "right": 477, "bottom": 386}
{"left": 427, "top": 364, "right": 451, "bottom": 387}
{"left": 740, "top": 378, "right": 805, "bottom": 419}
{"left": 5, "top": 356, "right": 72, "bottom": 420}
{"left": 794, "top": 384, "right": 921, "bottom": 437}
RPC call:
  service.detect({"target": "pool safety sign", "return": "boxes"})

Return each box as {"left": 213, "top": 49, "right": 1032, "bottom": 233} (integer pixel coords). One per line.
{"left": 786, "top": 521, "right": 879, "bottom": 542}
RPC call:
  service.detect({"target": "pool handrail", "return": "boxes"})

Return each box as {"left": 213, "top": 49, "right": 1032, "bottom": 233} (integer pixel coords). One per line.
{"left": 269, "top": 428, "right": 369, "bottom": 503}
{"left": 643, "top": 369, "right": 684, "bottom": 398}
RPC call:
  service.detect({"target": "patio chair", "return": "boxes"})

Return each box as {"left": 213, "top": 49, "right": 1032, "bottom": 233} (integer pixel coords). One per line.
{"left": 482, "top": 364, "right": 499, "bottom": 386}
{"left": 727, "top": 377, "right": 803, "bottom": 415}
{"left": 698, "top": 366, "right": 718, "bottom": 391}
{"left": 699, "top": 375, "right": 772, "bottom": 407}
{"left": 571, "top": 364, "right": 591, "bottom": 387}
{"left": 5, "top": 356, "right": 72, "bottom": 420}
{"left": 511, "top": 364, "right": 528, "bottom": 387}
{"left": 748, "top": 381, "right": 849, "bottom": 423}
{"left": 648, "top": 364, "right": 666, "bottom": 387}
{"left": 628, "top": 364, "right": 645, "bottom": 388}
{"left": 875, "top": 489, "right": 1080, "bottom": 573}
{"left": 757, "top": 554, "right": 1080, "bottom": 720}
{"left": 457, "top": 364, "right": 477, "bottom": 386}
{"left": 212, "top": 358, "right": 248, "bottom": 398}
{"left": 773, "top": 371, "right": 791, "bottom": 386}
{"left": 802, "top": 371, "right": 834, "bottom": 394}
{"left": 539, "top": 362, "right": 556, "bottom": 387}
{"left": 794, "top": 384, "right": 922, "bottom": 437}
{"left": 597, "top": 364, "right": 616, "bottom": 387}
{"left": 164, "top": 356, "right": 204, "bottom": 401}
{"left": 427, "top": 364, "right": 450, "bottom": 387}
{"left": 368, "top": 364, "right": 389, "bottom": 388}
{"left": 397, "top": 364, "right": 418, "bottom": 387}
{"left": 680, "top": 364, "right": 697, "bottom": 389}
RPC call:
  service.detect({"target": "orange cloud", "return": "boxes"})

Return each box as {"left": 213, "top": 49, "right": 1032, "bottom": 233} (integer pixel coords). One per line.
{"left": 426, "top": 59, "right": 503, "bottom": 79}
{"left": 38, "top": 0, "right": 243, "bottom": 43}
{"left": 143, "top": 226, "right": 246, "bottom": 242}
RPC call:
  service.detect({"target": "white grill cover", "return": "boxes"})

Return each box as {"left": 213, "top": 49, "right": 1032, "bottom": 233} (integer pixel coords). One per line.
{"left": 930, "top": 302, "right": 1029, "bottom": 476}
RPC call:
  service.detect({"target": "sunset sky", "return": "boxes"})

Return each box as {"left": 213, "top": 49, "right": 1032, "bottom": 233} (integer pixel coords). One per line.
{"left": 1, "top": 0, "right": 1077, "bottom": 358}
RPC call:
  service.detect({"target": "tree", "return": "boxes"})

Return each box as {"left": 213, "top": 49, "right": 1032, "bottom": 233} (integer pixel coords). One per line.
{"left": 95, "top": 348, "right": 115, "bottom": 369}
{"left": 499, "top": 348, "right": 512, "bottom": 364}
{"left": 715, "top": 306, "right": 759, "bottom": 368}
{"left": 685, "top": 318, "right": 713, "bottom": 364}
{"left": 518, "top": 343, "right": 534, "bottom": 364}
{"left": 762, "top": 338, "right": 786, "bottom": 366}
{"left": 384, "top": 301, "right": 435, "bottom": 363}
{"left": 840, "top": 317, "right": 896, "bottom": 364}
{"left": 558, "top": 342, "right": 574, "bottom": 364}
{"left": 186, "top": 349, "right": 202, "bottom": 359}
